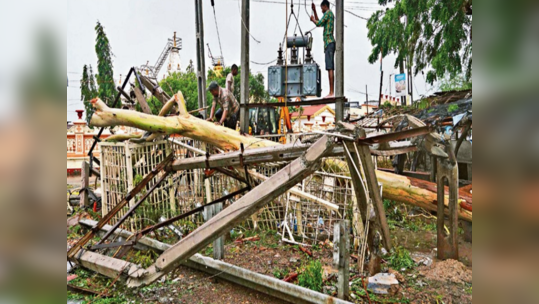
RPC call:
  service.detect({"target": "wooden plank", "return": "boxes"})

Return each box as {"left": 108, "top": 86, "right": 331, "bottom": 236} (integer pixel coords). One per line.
{"left": 248, "top": 171, "right": 339, "bottom": 212}
{"left": 370, "top": 146, "right": 417, "bottom": 157}
{"left": 333, "top": 221, "right": 350, "bottom": 300}
{"left": 356, "top": 129, "right": 392, "bottom": 251}
{"left": 133, "top": 87, "right": 153, "bottom": 114}
{"left": 168, "top": 144, "right": 346, "bottom": 172}
{"left": 128, "top": 136, "right": 334, "bottom": 286}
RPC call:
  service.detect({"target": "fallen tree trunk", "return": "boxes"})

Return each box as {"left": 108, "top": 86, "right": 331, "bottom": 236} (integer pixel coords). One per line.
{"left": 376, "top": 170, "right": 472, "bottom": 222}
{"left": 90, "top": 96, "right": 278, "bottom": 151}
{"left": 89, "top": 95, "right": 472, "bottom": 222}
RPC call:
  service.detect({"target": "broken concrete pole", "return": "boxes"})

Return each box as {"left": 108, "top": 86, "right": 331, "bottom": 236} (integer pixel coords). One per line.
{"left": 333, "top": 220, "right": 350, "bottom": 300}
{"left": 126, "top": 136, "right": 335, "bottom": 287}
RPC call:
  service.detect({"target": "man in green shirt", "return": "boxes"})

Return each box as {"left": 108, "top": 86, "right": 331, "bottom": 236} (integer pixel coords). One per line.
{"left": 311, "top": 0, "right": 335, "bottom": 98}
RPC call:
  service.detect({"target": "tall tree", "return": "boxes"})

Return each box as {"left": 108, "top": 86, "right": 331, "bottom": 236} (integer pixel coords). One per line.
{"left": 367, "top": 0, "right": 472, "bottom": 84}
{"left": 95, "top": 22, "right": 117, "bottom": 107}
{"left": 81, "top": 65, "right": 98, "bottom": 124}
{"left": 145, "top": 66, "right": 270, "bottom": 114}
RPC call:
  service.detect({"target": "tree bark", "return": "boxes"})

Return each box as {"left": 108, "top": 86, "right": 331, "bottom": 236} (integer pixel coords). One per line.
{"left": 90, "top": 95, "right": 278, "bottom": 151}
{"left": 89, "top": 94, "right": 472, "bottom": 222}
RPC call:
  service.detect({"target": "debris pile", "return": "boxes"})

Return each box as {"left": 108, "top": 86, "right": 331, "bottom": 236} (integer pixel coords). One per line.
{"left": 420, "top": 259, "right": 472, "bottom": 284}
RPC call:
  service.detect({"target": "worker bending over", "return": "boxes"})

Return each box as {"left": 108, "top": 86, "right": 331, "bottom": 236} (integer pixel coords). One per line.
{"left": 311, "top": 0, "right": 335, "bottom": 98}
{"left": 207, "top": 81, "right": 240, "bottom": 130}
{"left": 226, "top": 64, "right": 239, "bottom": 94}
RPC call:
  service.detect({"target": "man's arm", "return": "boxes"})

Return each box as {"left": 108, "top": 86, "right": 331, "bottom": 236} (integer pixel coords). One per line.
{"left": 207, "top": 102, "right": 216, "bottom": 121}
{"left": 218, "top": 109, "right": 228, "bottom": 125}
{"left": 312, "top": 3, "right": 319, "bottom": 22}
{"left": 315, "top": 11, "right": 329, "bottom": 27}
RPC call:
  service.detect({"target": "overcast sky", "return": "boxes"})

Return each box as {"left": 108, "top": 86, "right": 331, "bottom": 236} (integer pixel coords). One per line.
{"left": 67, "top": 0, "right": 436, "bottom": 122}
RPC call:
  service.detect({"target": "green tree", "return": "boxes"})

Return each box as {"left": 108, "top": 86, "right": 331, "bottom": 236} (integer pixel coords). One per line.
{"left": 146, "top": 70, "right": 199, "bottom": 115}
{"left": 439, "top": 74, "right": 472, "bottom": 92}
{"left": 146, "top": 66, "right": 270, "bottom": 114}
{"left": 367, "top": 0, "right": 472, "bottom": 84}
{"left": 95, "top": 21, "right": 117, "bottom": 107}
{"left": 81, "top": 65, "right": 98, "bottom": 124}
{"left": 207, "top": 66, "right": 270, "bottom": 104}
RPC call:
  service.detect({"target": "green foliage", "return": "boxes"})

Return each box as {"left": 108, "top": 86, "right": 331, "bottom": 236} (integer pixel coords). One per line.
{"left": 204, "top": 245, "right": 214, "bottom": 256}
{"left": 367, "top": 0, "right": 472, "bottom": 84}
{"left": 298, "top": 260, "right": 323, "bottom": 292}
{"left": 387, "top": 246, "right": 415, "bottom": 270}
{"left": 146, "top": 63, "right": 269, "bottom": 115}
{"left": 81, "top": 64, "right": 98, "bottom": 124}
{"left": 448, "top": 104, "right": 459, "bottom": 113}
{"left": 151, "top": 62, "right": 199, "bottom": 114}
{"left": 273, "top": 267, "right": 289, "bottom": 280}
{"left": 68, "top": 224, "right": 82, "bottom": 240}
{"left": 95, "top": 21, "right": 117, "bottom": 107}
{"left": 439, "top": 74, "right": 473, "bottom": 92}
{"left": 207, "top": 65, "right": 269, "bottom": 104}
{"left": 131, "top": 250, "right": 158, "bottom": 268}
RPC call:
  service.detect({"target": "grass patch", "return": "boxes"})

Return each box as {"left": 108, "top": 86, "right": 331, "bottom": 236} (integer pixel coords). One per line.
{"left": 272, "top": 267, "right": 289, "bottom": 280}
{"left": 298, "top": 260, "right": 323, "bottom": 292}
{"left": 448, "top": 104, "right": 459, "bottom": 112}
{"left": 387, "top": 246, "right": 415, "bottom": 270}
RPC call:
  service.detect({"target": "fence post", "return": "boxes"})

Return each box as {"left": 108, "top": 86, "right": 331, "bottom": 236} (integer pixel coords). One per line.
{"left": 125, "top": 142, "right": 134, "bottom": 231}
{"left": 166, "top": 142, "right": 176, "bottom": 213}
{"left": 213, "top": 203, "right": 225, "bottom": 260}
{"left": 334, "top": 220, "right": 350, "bottom": 300}
{"left": 100, "top": 144, "right": 108, "bottom": 216}
{"left": 436, "top": 157, "right": 459, "bottom": 260}
{"left": 80, "top": 161, "right": 90, "bottom": 208}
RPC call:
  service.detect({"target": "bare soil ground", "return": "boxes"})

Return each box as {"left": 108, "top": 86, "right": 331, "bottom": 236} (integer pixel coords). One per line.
{"left": 68, "top": 203, "right": 472, "bottom": 304}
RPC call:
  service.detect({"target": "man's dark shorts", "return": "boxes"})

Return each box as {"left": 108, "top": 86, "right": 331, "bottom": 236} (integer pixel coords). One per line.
{"left": 325, "top": 42, "right": 336, "bottom": 71}
{"left": 216, "top": 109, "right": 239, "bottom": 130}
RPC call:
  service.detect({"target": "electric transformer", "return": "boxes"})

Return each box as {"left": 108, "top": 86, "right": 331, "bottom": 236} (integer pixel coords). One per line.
{"left": 268, "top": 34, "right": 322, "bottom": 99}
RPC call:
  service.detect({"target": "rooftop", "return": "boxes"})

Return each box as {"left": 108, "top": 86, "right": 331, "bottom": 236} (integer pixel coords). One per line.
{"left": 291, "top": 105, "right": 335, "bottom": 118}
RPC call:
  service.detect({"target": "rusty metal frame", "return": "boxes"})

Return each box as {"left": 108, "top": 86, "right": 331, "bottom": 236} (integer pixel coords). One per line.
{"left": 67, "top": 153, "right": 174, "bottom": 260}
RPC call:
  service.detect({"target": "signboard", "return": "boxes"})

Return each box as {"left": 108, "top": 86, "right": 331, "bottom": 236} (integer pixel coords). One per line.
{"left": 395, "top": 73, "right": 407, "bottom": 97}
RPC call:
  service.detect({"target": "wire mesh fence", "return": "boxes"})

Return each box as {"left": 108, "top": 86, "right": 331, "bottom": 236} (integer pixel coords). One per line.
{"left": 100, "top": 136, "right": 358, "bottom": 247}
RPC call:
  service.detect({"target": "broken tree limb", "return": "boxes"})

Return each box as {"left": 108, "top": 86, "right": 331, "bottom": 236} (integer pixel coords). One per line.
{"left": 376, "top": 170, "right": 472, "bottom": 222}
{"left": 133, "top": 87, "right": 153, "bottom": 115}
{"left": 89, "top": 95, "right": 471, "bottom": 222}
{"left": 90, "top": 96, "right": 278, "bottom": 151}
{"left": 126, "top": 136, "right": 335, "bottom": 287}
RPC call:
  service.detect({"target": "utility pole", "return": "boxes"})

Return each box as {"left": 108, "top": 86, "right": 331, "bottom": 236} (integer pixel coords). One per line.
{"left": 378, "top": 50, "right": 384, "bottom": 113}
{"left": 195, "top": 0, "right": 207, "bottom": 117}
{"left": 335, "top": 0, "right": 345, "bottom": 122}
{"left": 408, "top": 66, "right": 414, "bottom": 106}
{"left": 366, "top": 85, "right": 369, "bottom": 116}
{"left": 240, "top": 0, "right": 250, "bottom": 134}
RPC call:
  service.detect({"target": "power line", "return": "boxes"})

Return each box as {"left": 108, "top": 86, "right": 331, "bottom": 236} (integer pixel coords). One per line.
{"left": 227, "top": 0, "right": 372, "bottom": 21}
{"left": 251, "top": 59, "right": 278, "bottom": 65}
{"left": 211, "top": 1, "right": 225, "bottom": 61}
{"left": 237, "top": 0, "right": 262, "bottom": 43}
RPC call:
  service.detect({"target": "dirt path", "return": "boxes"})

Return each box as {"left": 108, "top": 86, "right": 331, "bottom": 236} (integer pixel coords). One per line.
{"left": 146, "top": 266, "right": 289, "bottom": 304}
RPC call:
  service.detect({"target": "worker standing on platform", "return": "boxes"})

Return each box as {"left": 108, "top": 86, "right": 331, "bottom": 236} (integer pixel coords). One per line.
{"left": 226, "top": 64, "right": 239, "bottom": 94}
{"left": 311, "top": 0, "right": 335, "bottom": 98}
{"left": 207, "top": 81, "right": 240, "bottom": 130}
